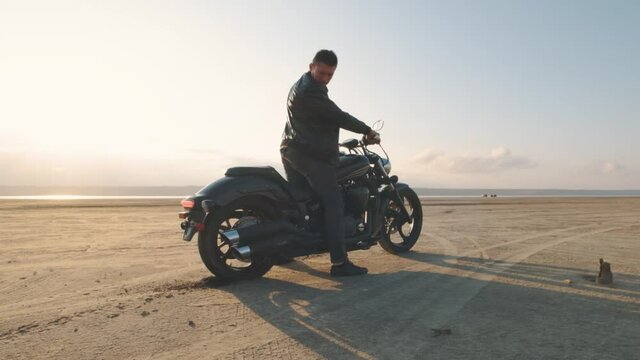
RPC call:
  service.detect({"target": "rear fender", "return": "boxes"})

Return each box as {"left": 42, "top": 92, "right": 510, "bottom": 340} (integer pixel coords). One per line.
{"left": 195, "top": 176, "right": 293, "bottom": 214}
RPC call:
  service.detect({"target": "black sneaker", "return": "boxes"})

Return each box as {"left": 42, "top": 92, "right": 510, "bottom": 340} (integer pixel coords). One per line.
{"left": 330, "top": 261, "right": 368, "bottom": 277}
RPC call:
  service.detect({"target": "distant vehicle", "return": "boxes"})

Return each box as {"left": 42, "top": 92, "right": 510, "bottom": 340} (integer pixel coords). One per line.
{"left": 178, "top": 124, "right": 423, "bottom": 280}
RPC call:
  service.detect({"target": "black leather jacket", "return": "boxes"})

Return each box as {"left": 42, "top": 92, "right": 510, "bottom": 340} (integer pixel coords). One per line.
{"left": 281, "top": 72, "right": 371, "bottom": 164}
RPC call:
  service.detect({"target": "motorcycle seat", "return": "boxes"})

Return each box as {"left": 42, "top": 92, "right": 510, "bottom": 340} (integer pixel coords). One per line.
{"left": 226, "top": 166, "right": 282, "bottom": 179}
{"left": 225, "top": 166, "right": 311, "bottom": 202}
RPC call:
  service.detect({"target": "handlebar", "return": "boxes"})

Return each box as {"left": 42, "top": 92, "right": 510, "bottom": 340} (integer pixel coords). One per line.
{"left": 362, "top": 133, "right": 381, "bottom": 145}
{"left": 339, "top": 136, "right": 390, "bottom": 162}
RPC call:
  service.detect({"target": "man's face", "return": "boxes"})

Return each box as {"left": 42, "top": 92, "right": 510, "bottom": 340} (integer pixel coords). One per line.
{"left": 309, "top": 62, "right": 336, "bottom": 85}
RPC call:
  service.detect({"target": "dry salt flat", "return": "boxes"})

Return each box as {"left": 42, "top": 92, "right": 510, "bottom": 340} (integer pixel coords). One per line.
{"left": 1, "top": 197, "right": 639, "bottom": 359}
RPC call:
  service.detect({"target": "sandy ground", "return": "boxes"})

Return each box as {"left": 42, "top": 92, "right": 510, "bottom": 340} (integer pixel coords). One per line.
{"left": 0, "top": 197, "right": 639, "bottom": 359}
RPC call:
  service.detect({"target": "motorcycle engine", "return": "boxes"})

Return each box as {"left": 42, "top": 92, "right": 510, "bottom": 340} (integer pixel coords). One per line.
{"left": 307, "top": 203, "right": 366, "bottom": 237}
{"left": 343, "top": 185, "right": 369, "bottom": 237}
{"left": 344, "top": 185, "right": 369, "bottom": 215}
{"left": 305, "top": 185, "right": 369, "bottom": 236}
{"left": 344, "top": 214, "right": 366, "bottom": 237}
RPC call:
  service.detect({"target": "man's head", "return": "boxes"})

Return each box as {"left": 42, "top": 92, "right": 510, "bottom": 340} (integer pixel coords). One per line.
{"left": 309, "top": 50, "right": 338, "bottom": 85}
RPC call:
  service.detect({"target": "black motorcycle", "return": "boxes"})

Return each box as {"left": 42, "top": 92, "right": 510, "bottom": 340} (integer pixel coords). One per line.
{"left": 178, "top": 129, "right": 423, "bottom": 280}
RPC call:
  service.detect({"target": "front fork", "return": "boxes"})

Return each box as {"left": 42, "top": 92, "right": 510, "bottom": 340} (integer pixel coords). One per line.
{"left": 374, "top": 156, "right": 411, "bottom": 224}
{"left": 386, "top": 184, "right": 411, "bottom": 224}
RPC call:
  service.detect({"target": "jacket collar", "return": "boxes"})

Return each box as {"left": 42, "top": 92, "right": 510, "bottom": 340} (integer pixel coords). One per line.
{"left": 304, "top": 71, "right": 328, "bottom": 91}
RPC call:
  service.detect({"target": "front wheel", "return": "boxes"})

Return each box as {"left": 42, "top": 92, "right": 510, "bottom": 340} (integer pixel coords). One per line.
{"left": 378, "top": 186, "right": 423, "bottom": 254}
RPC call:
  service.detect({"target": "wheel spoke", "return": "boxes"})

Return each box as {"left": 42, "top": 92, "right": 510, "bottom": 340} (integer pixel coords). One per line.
{"left": 221, "top": 251, "right": 232, "bottom": 262}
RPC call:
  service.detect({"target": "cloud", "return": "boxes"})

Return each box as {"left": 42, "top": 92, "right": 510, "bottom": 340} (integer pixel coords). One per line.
{"left": 414, "top": 146, "right": 537, "bottom": 173}
{"left": 593, "top": 161, "right": 625, "bottom": 175}
{"left": 413, "top": 149, "right": 443, "bottom": 165}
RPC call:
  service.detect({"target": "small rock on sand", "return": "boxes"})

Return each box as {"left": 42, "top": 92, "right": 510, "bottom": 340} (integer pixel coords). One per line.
{"left": 431, "top": 328, "right": 452, "bottom": 337}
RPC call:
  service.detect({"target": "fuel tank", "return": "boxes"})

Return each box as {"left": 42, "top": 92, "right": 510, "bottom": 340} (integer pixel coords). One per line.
{"left": 337, "top": 155, "right": 370, "bottom": 183}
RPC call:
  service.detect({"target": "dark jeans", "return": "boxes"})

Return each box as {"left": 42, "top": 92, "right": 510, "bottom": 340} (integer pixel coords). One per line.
{"left": 281, "top": 147, "right": 346, "bottom": 264}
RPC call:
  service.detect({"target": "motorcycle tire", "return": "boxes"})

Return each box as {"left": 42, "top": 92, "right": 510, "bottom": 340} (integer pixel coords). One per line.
{"left": 379, "top": 186, "right": 423, "bottom": 254}
{"left": 198, "top": 196, "right": 277, "bottom": 280}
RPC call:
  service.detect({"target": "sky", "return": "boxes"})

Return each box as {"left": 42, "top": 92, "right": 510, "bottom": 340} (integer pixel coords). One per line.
{"left": 1, "top": 0, "right": 638, "bottom": 189}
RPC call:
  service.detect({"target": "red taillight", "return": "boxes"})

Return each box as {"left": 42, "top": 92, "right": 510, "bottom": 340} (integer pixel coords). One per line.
{"left": 181, "top": 199, "right": 195, "bottom": 209}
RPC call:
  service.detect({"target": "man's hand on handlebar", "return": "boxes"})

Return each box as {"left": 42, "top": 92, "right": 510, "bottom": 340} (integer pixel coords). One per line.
{"left": 363, "top": 130, "right": 381, "bottom": 145}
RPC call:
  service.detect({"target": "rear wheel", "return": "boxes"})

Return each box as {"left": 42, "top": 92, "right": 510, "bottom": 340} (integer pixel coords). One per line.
{"left": 378, "top": 186, "right": 423, "bottom": 254}
{"left": 198, "top": 197, "right": 277, "bottom": 280}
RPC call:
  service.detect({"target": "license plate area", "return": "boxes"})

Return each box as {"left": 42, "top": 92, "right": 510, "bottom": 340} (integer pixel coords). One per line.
{"left": 182, "top": 220, "right": 197, "bottom": 241}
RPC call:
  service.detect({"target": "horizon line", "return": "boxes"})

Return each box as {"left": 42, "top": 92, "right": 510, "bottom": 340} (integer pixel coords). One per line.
{"left": 1, "top": 186, "right": 640, "bottom": 196}
{"left": 1, "top": 185, "right": 639, "bottom": 191}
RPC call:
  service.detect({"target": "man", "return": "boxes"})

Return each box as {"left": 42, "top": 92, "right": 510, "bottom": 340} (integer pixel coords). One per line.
{"left": 280, "top": 49, "right": 380, "bottom": 277}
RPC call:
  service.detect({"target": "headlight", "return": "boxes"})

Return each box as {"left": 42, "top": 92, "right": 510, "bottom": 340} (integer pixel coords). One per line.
{"left": 382, "top": 159, "right": 392, "bottom": 173}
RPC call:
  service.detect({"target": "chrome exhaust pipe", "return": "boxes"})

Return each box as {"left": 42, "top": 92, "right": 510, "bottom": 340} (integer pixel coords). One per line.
{"left": 219, "top": 229, "right": 252, "bottom": 262}
{"left": 221, "top": 229, "right": 240, "bottom": 245}
{"left": 220, "top": 220, "right": 317, "bottom": 260}
{"left": 229, "top": 245, "right": 252, "bottom": 262}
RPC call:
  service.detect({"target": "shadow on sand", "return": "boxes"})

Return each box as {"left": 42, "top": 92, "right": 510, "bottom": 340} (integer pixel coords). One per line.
{"left": 196, "top": 253, "right": 640, "bottom": 359}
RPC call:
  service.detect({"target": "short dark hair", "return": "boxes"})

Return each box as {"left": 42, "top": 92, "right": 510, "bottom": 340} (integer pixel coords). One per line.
{"left": 312, "top": 50, "right": 338, "bottom": 66}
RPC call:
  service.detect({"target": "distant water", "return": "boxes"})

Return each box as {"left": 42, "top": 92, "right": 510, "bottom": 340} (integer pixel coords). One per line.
{"left": 0, "top": 195, "right": 185, "bottom": 200}
{"left": 0, "top": 186, "right": 638, "bottom": 200}
{"left": 0, "top": 186, "right": 200, "bottom": 199}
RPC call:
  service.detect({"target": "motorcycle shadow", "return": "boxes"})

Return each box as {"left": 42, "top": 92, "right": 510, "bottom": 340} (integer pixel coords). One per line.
{"left": 397, "top": 251, "right": 640, "bottom": 299}
{"left": 215, "top": 268, "right": 436, "bottom": 359}
{"left": 209, "top": 253, "right": 640, "bottom": 360}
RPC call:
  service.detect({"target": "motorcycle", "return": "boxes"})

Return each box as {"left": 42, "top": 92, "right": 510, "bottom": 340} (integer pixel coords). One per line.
{"left": 178, "top": 125, "right": 423, "bottom": 280}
